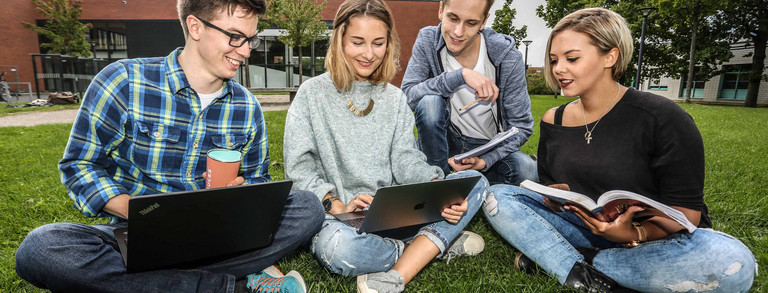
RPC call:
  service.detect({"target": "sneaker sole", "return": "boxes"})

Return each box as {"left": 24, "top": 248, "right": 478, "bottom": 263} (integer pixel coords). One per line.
{"left": 460, "top": 231, "right": 485, "bottom": 256}
{"left": 286, "top": 270, "right": 308, "bottom": 293}
{"left": 262, "top": 265, "right": 285, "bottom": 277}
{"left": 356, "top": 274, "right": 377, "bottom": 293}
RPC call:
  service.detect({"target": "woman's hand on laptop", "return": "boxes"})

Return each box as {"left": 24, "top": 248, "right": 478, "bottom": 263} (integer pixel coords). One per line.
{"left": 442, "top": 198, "right": 468, "bottom": 223}
{"left": 345, "top": 194, "right": 373, "bottom": 213}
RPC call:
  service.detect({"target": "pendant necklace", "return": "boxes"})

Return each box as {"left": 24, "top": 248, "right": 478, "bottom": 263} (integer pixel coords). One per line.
{"left": 580, "top": 83, "right": 620, "bottom": 144}
{"left": 347, "top": 95, "right": 374, "bottom": 117}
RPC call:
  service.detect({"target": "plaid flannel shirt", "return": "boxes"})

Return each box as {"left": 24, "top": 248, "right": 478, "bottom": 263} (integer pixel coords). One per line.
{"left": 59, "top": 48, "right": 271, "bottom": 220}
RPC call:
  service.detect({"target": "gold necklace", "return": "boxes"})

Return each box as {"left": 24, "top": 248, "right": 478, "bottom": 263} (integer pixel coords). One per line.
{"left": 580, "top": 83, "right": 620, "bottom": 144}
{"left": 347, "top": 97, "right": 374, "bottom": 117}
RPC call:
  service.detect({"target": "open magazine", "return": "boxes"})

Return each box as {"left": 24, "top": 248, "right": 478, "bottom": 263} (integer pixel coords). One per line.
{"left": 519, "top": 180, "right": 697, "bottom": 233}
{"left": 453, "top": 127, "right": 518, "bottom": 164}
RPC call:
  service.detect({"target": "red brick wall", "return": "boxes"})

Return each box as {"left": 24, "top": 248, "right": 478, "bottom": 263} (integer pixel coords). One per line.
{"left": 323, "top": 0, "right": 440, "bottom": 86}
{"left": 1, "top": 0, "right": 44, "bottom": 87}
{"left": 2, "top": 0, "right": 438, "bottom": 87}
{"left": 79, "top": 0, "right": 178, "bottom": 20}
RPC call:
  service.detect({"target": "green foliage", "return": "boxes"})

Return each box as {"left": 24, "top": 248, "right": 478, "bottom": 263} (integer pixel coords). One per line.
{"left": 526, "top": 71, "right": 555, "bottom": 95}
{"left": 717, "top": 0, "right": 768, "bottom": 107}
{"left": 2, "top": 99, "right": 767, "bottom": 292}
{"left": 22, "top": 0, "right": 92, "bottom": 57}
{"left": 490, "top": 0, "right": 528, "bottom": 47}
{"left": 266, "top": 0, "right": 328, "bottom": 84}
{"left": 535, "top": 0, "right": 733, "bottom": 85}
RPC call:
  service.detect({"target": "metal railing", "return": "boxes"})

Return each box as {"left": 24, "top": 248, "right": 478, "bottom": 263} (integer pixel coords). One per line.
{"left": 31, "top": 54, "right": 109, "bottom": 99}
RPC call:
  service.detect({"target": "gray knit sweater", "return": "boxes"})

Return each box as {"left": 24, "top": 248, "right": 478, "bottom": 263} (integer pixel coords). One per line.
{"left": 284, "top": 73, "right": 444, "bottom": 204}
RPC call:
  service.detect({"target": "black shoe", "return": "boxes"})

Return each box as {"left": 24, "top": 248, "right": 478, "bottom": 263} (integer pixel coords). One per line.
{"left": 564, "top": 262, "right": 637, "bottom": 293}
{"left": 514, "top": 252, "right": 545, "bottom": 275}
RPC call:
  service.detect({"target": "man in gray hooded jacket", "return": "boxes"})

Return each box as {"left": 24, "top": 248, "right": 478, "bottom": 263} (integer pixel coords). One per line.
{"left": 402, "top": 0, "right": 537, "bottom": 185}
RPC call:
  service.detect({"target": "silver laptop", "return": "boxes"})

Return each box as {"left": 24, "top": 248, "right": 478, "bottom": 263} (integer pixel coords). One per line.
{"left": 333, "top": 176, "right": 481, "bottom": 239}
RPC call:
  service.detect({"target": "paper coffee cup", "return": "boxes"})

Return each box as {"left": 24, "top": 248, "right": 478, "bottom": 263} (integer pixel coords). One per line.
{"left": 205, "top": 149, "right": 242, "bottom": 189}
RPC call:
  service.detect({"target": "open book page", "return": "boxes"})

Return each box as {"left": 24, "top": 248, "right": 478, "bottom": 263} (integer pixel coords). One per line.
{"left": 598, "top": 191, "right": 697, "bottom": 233}
{"left": 453, "top": 127, "right": 519, "bottom": 164}
{"left": 519, "top": 180, "right": 599, "bottom": 210}
{"left": 519, "top": 180, "right": 697, "bottom": 233}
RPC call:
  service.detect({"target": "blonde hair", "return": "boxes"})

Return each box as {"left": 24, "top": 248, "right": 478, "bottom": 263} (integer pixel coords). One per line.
{"left": 325, "top": 0, "right": 401, "bottom": 92}
{"left": 544, "top": 8, "right": 634, "bottom": 91}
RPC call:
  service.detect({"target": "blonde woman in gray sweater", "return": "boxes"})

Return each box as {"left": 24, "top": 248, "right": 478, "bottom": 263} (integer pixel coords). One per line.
{"left": 283, "top": 0, "right": 489, "bottom": 292}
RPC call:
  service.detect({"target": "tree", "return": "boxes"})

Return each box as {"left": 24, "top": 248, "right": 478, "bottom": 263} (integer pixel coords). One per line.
{"left": 491, "top": 0, "right": 528, "bottom": 48}
{"left": 651, "top": 0, "right": 730, "bottom": 102}
{"left": 720, "top": 0, "right": 768, "bottom": 108}
{"left": 266, "top": 0, "right": 328, "bottom": 85}
{"left": 536, "top": 0, "right": 732, "bottom": 94}
{"left": 23, "top": 0, "right": 92, "bottom": 57}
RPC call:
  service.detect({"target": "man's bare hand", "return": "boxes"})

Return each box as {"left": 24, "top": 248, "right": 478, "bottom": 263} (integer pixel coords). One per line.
{"left": 462, "top": 68, "right": 498, "bottom": 103}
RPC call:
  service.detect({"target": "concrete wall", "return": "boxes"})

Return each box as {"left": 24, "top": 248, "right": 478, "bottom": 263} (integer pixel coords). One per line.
{"left": 641, "top": 46, "right": 768, "bottom": 105}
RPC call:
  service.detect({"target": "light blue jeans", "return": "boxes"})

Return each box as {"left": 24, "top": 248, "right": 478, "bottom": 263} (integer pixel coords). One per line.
{"left": 414, "top": 95, "right": 537, "bottom": 185}
{"left": 311, "top": 170, "right": 489, "bottom": 276}
{"left": 15, "top": 190, "right": 324, "bottom": 292}
{"left": 485, "top": 185, "right": 756, "bottom": 293}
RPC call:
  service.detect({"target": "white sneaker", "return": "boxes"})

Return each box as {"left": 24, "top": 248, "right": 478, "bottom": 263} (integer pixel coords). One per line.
{"left": 357, "top": 270, "right": 404, "bottom": 293}
{"left": 442, "top": 230, "right": 485, "bottom": 263}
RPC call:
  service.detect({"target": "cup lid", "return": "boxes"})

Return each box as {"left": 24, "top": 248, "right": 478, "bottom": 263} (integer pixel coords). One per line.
{"left": 207, "top": 149, "right": 242, "bottom": 163}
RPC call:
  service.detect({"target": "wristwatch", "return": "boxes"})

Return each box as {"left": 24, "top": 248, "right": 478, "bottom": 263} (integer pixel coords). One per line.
{"left": 322, "top": 196, "right": 339, "bottom": 212}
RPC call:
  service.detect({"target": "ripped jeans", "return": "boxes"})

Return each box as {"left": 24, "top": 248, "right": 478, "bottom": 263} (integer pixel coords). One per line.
{"left": 484, "top": 185, "right": 757, "bottom": 293}
{"left": 311, "top": 170, "right": 488, "bottom": 276}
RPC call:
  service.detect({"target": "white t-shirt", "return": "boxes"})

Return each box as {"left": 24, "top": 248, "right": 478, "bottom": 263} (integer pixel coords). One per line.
{"left": 197, "top": 86, "right": 225, "bottom": 109}
{"left": 441, "top": 34, "right": 498, "bottom": 140}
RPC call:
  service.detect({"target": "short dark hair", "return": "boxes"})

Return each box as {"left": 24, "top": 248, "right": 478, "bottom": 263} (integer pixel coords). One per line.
{"left": 177, "top": 0, "right": 266, "bottom": 36}
{"left": 442, "top": 0, "right": 495, "bottom": 19}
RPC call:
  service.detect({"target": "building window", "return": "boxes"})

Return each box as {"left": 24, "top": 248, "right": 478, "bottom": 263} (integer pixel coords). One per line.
{"left": 88, "top": 22, "right": 127, "bottom": 62}
{"left": 648, "top": 78, "right": 668, "bottom": 90}
{"left": 679, "top": 76, "right": 705, "bottom": 99}
{"left": 719, "top": 64, "right": 750, "bottom": 101}
{"left": 241, "top": 35, "right": 329, "bottom": 88}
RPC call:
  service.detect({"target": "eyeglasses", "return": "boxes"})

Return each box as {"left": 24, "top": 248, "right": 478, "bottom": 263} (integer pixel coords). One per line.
{"left": 195, "top": 16, "right": 261, "bottom": 49}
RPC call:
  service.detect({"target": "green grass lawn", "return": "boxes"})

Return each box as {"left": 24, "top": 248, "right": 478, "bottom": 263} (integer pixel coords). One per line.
{"left": 1, "top": 95, "right": 765, "bottom": 292}
{"left": 0, "top": 103, "right": 80, "bottom": 117}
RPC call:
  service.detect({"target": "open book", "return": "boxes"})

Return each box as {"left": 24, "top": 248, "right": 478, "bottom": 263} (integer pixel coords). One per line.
{"left": 519, "top": 180, "right": 697, "bottom": 233}
{"left": 453, "top": 127, "right": 518, "bottom": 164}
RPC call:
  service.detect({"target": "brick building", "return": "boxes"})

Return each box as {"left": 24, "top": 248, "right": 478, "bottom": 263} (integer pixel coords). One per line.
{"left": 0, "top": 0, "right": 440, "bottom": 95}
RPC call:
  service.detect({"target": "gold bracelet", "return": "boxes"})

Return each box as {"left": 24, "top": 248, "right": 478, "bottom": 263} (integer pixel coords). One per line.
{"left": 626, "top": 222, "right": 646, "bottom": 247}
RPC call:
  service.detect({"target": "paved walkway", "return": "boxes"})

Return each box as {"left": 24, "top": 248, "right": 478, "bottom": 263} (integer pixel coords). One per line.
{"left": 0, "top": 95, "right": 290, "bottom": 127}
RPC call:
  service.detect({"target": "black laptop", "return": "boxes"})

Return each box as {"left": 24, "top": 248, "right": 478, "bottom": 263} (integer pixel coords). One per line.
{"left": 333, "top": 176, "right": 481, "bottom": 239}
{"left": 113, "top": 180, "right": 292, "bottom": 273}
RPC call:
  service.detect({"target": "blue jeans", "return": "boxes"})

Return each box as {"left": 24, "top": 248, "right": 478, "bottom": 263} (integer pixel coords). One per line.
{"left": 414, "top": 95, "right": 537, "bottom": 185}
{"left": 15, "top": 190, "right": 324, "bottom": 293}
{"left": 311, "top": 170, "right": 489, "bottom": 276}
{"left": 484, "top": 185, "right": 756, "bottom": 292}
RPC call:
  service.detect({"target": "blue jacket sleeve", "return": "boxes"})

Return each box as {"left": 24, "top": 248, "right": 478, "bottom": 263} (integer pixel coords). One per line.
{"left": 401, "top": 27, "right": 465, "bottom": 111}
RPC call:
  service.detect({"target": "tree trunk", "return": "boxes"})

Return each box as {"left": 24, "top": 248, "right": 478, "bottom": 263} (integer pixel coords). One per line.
{"left": 244, "top": 56, "right": 251, "bottom": 88}
{"left": 685, "top": 11, "right": 699, "bottom": 103}
{"left": 298, "top": 46, "right": 304, "bottom": 86}
{"left": 745, "top": 17, "right": 767, "bottom": 108}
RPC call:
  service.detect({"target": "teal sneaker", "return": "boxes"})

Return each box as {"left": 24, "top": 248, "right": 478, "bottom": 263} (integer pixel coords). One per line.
{"left": 245, "top": 267, "right": 307, "bottom": 293}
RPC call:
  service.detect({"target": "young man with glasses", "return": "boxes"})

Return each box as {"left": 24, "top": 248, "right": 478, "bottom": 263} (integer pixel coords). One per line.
{"left": 14, "top": 0, "right": 323, "bottom": 292}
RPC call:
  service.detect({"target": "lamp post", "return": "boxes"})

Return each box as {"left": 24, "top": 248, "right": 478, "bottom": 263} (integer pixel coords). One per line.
{"left": 522, "top": 40, "right": 532, "bottom": 71}
{"left": 635, "top": 7, "right": 657, "bottom": 89}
